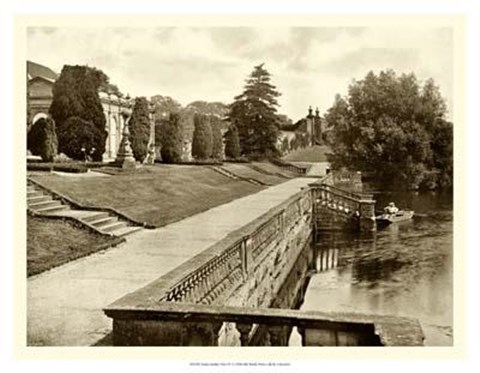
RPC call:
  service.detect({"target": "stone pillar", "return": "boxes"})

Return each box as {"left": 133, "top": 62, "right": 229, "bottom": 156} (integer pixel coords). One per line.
{"left": 359, "top": 198, "right": 377, "bottom": 232}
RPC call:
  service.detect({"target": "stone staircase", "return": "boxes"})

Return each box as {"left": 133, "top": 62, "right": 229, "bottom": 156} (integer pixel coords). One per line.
{"left": 27, "top": 183, "right": 142, "bottom": 237}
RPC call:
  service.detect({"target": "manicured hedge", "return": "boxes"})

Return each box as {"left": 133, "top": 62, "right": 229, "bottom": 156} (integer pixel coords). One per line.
{"left": 155, "top": 159, "right": 223, "bottom": 166}
{"left": 27, "top": 163, "right": 88, "bottom": 173}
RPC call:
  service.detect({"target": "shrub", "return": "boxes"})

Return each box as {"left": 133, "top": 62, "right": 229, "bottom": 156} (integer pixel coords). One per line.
{"left": 27, "top": 117, "right": 58, "bottom": 162}
{"left": 56, "top": 116, "right": 102, "bottom": 161}
{"left": 50, "top": 65, "right": 108, "bottom": 161}
{"left": 191, "top": 114, "right": 212, "bottom": 160}
{"left": 211, "top": 117, "right": 224, "bottom": 160}
{"left": 129, "top": 97, "right": 151, "bottom": 162}
{"left": 160, "top": 113, "right": 183, "bottom": 163}
{"left": 224, "top": 124, "right": 241, "bottom": 159}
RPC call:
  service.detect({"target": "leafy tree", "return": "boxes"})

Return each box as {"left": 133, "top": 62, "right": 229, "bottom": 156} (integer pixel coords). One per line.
{"left": 224, "top": 124, "right": 241, "bottom": 159}
{"left": 191, "top": 114, "right": 213, "bottom": 160}
{"left": 27, "top": 116, "right": 58, "bottom": 162}
{"left": 326, "top": 70, "right": 452, "bottom": 189}
{"left": 129, "top": 97, "right": 151, "bottom": 162}
{"left": 49, "top": 65, "right": 107, "bottom": 161}
{"left": 56, "top": 117, "right": 102, "bottom": 161}
{"left": 210, "top": 116, "right": 224, "bottom": 160}
{"left": 228, "top": 63, "right": 281, "bottom": 158}
{"left": 160, "top": 113, "right": 183, "bottom": 163}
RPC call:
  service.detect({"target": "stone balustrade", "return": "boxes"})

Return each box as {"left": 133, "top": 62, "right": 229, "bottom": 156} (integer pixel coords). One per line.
{"left": 104, "top": 302, "right": 424, "bottom": 346}
{"left": 310, "top": 183, "right": 376, "bottom": 232}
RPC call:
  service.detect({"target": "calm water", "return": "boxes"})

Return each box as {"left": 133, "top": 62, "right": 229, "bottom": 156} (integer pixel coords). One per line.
{"left": 299, "top": 190, "right": 453, "bottom": 346}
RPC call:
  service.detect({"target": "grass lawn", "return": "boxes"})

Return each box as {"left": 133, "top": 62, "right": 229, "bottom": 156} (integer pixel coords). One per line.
{"left": 27, "top": 216, "right": 121, "bottom": 277}
{"left": 221, "top": 163, "right": 287, "bottom": 185}
{"left": 282, "top": 145, "right": 331, "bottom": 163}
{"left": 30, "top": 165, "right": 264, "bottom": 227}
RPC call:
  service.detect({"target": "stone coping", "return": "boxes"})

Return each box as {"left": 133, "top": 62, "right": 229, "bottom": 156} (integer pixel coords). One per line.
{"left": 104, "top": 188, "right": 311, "bottom": 310}
{"left": 104, "top": 302, "right": 424, "bottom": 346}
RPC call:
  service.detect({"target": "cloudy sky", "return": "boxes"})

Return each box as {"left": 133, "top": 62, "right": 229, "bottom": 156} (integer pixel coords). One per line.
{"left": 27, "top": 26, "right": 453, "bottom": 120}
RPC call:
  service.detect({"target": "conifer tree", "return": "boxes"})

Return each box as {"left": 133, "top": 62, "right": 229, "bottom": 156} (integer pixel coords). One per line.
{"left": 160, "top": 113, "right": 183, "bottom": 163}
{"left": 49, "top": 65, "right": 107, "bottom": 161}
{"left": 191, "top": 114, "right": 213, "bottom": 160}
{"left": 27, "top": 116, "right": 58, "bottom": 162}
{"left": 228, "top": 64, "right": 281, "bottom": 158}
{"left": 224, "top": 124, "right": 241, "bottom": 159}
{"left": 129, "top": 97, "right": 151, "bottom": 162}
{"left": 210, "top": 116, "right": 224, "bottom": 160}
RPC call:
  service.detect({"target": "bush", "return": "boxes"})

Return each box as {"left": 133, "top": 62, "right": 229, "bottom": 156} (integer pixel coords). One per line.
{"left": 27, "top": 162, "right": 88, "bottom": 173}
{"left": 27, "top": 117, "right": 58, "bottom": 162}
{"left": 211, "top": 117, "right": 224, "bottom": 161}
{"left": 129, "top": 97, "right": 151, "bottom": 162}
{"left": 192, "top": 114, "right": 213, "bottom": 160}
{"left": 160, "top": 113, "right": 183, "bottom": 163}
{"left": 50, "top": 65, "right": 108, "bottom": 161}
{"left": 224, "top": 124, "right": 241, "bottom": 159}
{"left": 56, "top": 117, "right": 103, "bottom": 161}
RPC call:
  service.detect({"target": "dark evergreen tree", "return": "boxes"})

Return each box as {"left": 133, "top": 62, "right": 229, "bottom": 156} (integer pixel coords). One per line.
{"left": 27, "top": 116, "right": 58, "bottom": 162}
{"left": 228, "top": 64, "right": 281, "bottom": 158}
{"left": 129, "top": 97, "right": 151, "bottom": 162}
{"left": 224, "top": 124, "right": 241, "bottom": 159}
{"left": 191, "top": 114, "right": 213, "bottom": 160}
{"left": 49, "top": 65, "right": 107, "bottom": 161}
{"left": 210, "top": 116, "right": 224, "bottom": 160}
{"left": 57, "top": 117, "right": 102, "bottom": 161}
{"left": 160, "top": 113, "right": 183, "bottom": 163}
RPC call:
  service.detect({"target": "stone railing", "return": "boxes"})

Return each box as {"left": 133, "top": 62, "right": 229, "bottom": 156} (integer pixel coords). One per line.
{"left": 310, "top": 182, "right": 376, "bottom": 232}
{"left": 104, "top": 302, "right": 424, "bottom": 346}
{"left": 110, "top": 189, "right": 312, "bottom": 311}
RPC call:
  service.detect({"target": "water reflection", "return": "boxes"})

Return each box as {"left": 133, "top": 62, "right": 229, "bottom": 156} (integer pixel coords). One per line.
{"left": 302, "top": 190, "right": 453, "bottom": 346}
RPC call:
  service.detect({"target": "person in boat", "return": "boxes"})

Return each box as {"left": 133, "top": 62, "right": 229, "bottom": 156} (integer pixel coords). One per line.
{"left": 384, "top": 202, "right": 399, "bottom": 215}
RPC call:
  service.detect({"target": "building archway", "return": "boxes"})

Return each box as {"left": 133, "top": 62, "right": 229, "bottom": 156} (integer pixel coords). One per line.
{"left": 31, "top": 112, "right": 49, "bottom": 126}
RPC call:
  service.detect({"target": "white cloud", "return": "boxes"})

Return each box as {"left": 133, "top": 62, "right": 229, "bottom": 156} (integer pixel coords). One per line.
{"left": 27, "top": 26, "right": 453, "bottom": 120}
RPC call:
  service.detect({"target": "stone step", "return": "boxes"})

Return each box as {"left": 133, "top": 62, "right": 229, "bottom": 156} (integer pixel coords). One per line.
{"left": 27, "top": 185, "right": 36, "bottom": 192}
{"left": 27, "top": 195, "right": 52, "bottom": 204}
{"left": 111, "top": 226, "right": 142, "bottom": 237}
{"left": 89, "top": 216, "right": 118, "bottom": 227}
{"left": 100, "top": 221, "right": 127, "bottom": 233}
{"left": 34, "top": 204, "right": 69, "bottom": 214}
{"left": 81, "top": 212, "right": 110, "bottom": 223}
{"left": 29, "top": 200, "right": 60, "bottom": 209}
{"left": 27, "top": 191, "right": 43, "bottom": 198}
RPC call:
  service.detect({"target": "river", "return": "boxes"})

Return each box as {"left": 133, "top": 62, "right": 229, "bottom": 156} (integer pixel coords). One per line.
{"left": 293, "top": 190, "right": 453, "bottom": 346}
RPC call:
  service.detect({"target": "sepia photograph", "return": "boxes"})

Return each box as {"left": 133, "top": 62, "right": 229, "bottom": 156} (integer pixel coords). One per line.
{"left": 18, "top": 13, "right": 462, "bottom": 355}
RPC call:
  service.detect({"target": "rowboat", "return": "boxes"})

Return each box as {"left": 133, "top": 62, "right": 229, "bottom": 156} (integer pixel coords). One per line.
{"left": 376, "top": 210, "right": 414, "bottom": 226}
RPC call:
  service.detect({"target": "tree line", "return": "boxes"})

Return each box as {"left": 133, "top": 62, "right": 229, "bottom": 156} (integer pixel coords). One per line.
{"left": 27, "top": 63, "right": 453, "bottom": 190}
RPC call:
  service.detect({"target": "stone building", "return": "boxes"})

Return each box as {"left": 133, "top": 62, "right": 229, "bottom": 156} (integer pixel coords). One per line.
{"left": 27, "top": 60, "right": 132, "bottom": 161}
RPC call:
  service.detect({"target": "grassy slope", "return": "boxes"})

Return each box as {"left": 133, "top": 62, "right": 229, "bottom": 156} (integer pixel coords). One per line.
{"left": 30, "top": 165, "right": 264, "bottom": 227}
{"left": 221, "top": 163, "right": 287, "bottom": 185}
{"left": 282, "top": 145, "right": 331, "bottom": 163}
{"left": 27, "top": 216, "right": 120, "bottom": 277}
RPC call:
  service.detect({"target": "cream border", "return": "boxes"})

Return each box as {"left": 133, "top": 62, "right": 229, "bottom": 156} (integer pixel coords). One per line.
{"left": 14, "top": 13, "right": 466, "bottom": 360}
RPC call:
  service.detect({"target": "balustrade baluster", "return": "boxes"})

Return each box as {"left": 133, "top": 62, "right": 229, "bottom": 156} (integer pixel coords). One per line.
{"left": 236, "top": 323, "right": 253, "bottom": 346}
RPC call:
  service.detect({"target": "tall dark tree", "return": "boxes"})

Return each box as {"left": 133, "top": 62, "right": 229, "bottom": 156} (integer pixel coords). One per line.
{"left": 191, "top": 114, "right": 213, "bottom": 160}
{"left": 228, "top": 64, "right": 281, "bottom": 158}
{"left": 210, "top": 116, "right": 224, "bottom": 160}
{"left": 224, "top": 124, "right": 241, "bottom": 159}
{"left": 49, "top": 65, "right": 107, "bottom": 161}
{"left": 129, "top": 97, "right": 151, "bottom": 162}
{"left": 326, "top": 70, "right": 452, "bottom": 189}
{"left": 27, "top": 116, "right": 58, "bottom": 162}
{"left": 57, "top": 117, "right": 102, "bottom": 161}
{"left": 160, "top": 113, "right": 183, "bottom": 163}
